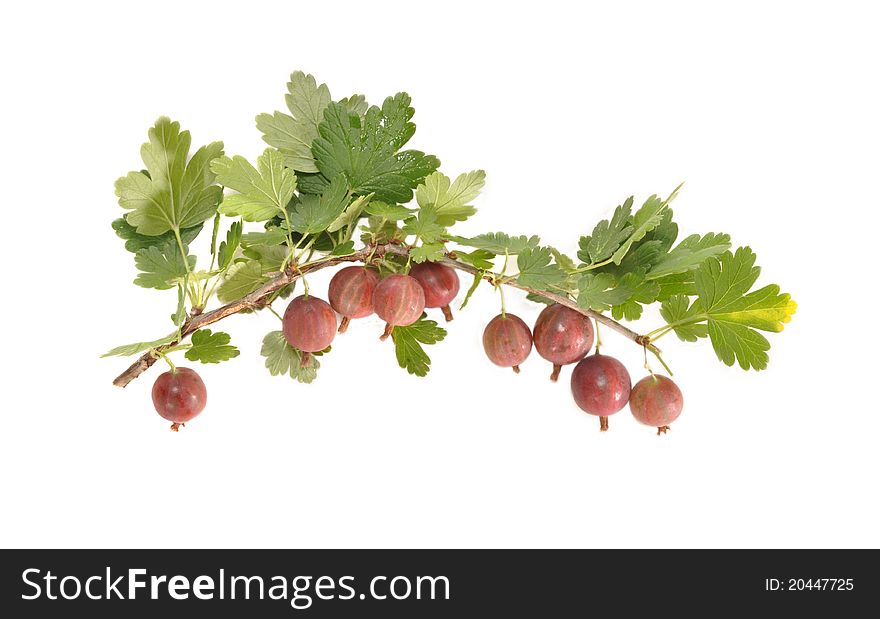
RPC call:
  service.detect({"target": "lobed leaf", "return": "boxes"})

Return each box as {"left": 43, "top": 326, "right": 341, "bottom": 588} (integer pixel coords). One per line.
{"left": 415, "top": 170, "right": 485, "bottom": 226}
{"left": 185, "top": 329, "right": 240, "bottom": 364}
{"left": 391, "top": 316, "right": 447, "bottom": 377}
{"left": 311, "top": 94, "right": 440, "bottom": 203}
{"left": 516, "top": 247, "right": 567, "bottom": 290}
{"left": 255, "top": 71, "right": 331, "bottom": 173}
{"left": 116, "top": 117, "right": 224, "bottom": 236}
{"left": 261, "top": 331, "right": 320, "bottom": 383}
{"left": 112, "top": 218, "right": 202, "bottom": 253}
{"left": 453, "top": 232, "right": 540, "bottom": 255}
{"left": 212, "top": 149, "right": 297, "bottom": 222}
{"left": 133, "top": 242, "right": 195, "bottom": 290}
{"left": 101, "top": 332, "right": 177, "bottom": 357}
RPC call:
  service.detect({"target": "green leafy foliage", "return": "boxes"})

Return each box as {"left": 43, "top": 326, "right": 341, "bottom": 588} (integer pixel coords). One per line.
{"left": 453, "top": 232, "right": 540, "bottom": 255}
{"left": 255, "top": 71, "right": 331, "bottom": 173}
{"left": 327, "top": 194, "right": 371, "bottom": 233}
{"left": 288, "top": 175, "right": 348, "bottom": 234}
{"left": 410, "top": 243, "right": 447, "bottom": 263}
{"left": 649, "top": 232, "right": 731, "bottom": 278}
{"left": 216, "top": 260, "right": 267, "bottom": 303}
{"left": 311, "top": 93, "right": 440, "bottom": 203}
{"left": 660, "top": 294, "right": 708, "bottom": 342}
{"left": 610, "top": 194, "right": 668, "bottom": 265}
{"left": 415, "top": 170, "right": 485, "bottom": 226}
{"left": 185, "top": 329, "right": 240, "bottom": 364}
{"left": 391, "top": 316, "right": 447, "bottom": 377}
{"left": 115, "top": 117, "right": 223, "bottom": 236}
{"left": 212, "top": 149, "right": 297, "bottom": 221}
{"left": 133, "top": 242, "right": 195, "bottom": 290}
{"left": 694, "top": 247, "right": 797, "bottom": 370}
{"left": 261, "top": 331, "right": 319, "bottom": 383}
{"left": 459, "top": 272, "right": 483, "bottom": 310}
{"left": 330, "top": 240, "right": 356, "bottom": 256}
{"left": 402, "top": 206, "right": 445, "bottom": 244}
{"left": 610, "top": 272, "right": 661, "bottom": 321}
{"left": 576, "top": 273, "right": 632, "bottom": 312}
{"left": 453, "top": 249, "right": 495, "bottom": 270}
{"left": 516, "top": 247, "right": 567, "bottom": 290}
{"left": 112, "top": 218, "right": 203, "bottom": 253}
{"left": 102, "top": 333, "right": 177, "bottom": 357}
{"left": 218, "top": 221, "right": 242, "bottom": 270}
{"left": 578, "top": 198, "right": 633, "bottom": 264}
{"left": 364, "top": 201, "right": 415, "bottom": 221}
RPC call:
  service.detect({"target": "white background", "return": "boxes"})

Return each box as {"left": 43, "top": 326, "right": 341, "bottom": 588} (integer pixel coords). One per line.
{"left": 1, "top": 1, "right": 877, "bottom": 549}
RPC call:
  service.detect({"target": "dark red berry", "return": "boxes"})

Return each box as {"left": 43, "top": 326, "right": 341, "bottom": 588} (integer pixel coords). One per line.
{"left": 282, "top": 295, "right": 337, "bottom": 368}
{"left": 328, "top": 266, "right": 379, "bottom": 333}
{"left": 152, "top": 367, "right": 207, "bottom": 431}
{"left": 482, "top": 313, "right": 533, "bottom": 373}
{"left": 570, "top": 354, "right": 631, "bottom": 431}
{"left": 410, "top": 261, "right": 460, "bottom": 321}
{"left": 533, "top": 304, "right": 595, "bottom": 381}
{"left": 630, "top": 374, "right": 683, "bottom": 434}
{"left": 372, "top": 274, "right": 426, "bottom": 340}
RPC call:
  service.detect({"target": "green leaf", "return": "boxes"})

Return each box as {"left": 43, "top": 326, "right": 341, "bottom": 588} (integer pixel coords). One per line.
{"left": 339, "top": 94, "right": 369, "bottom": 118}
{"left": 549, "top": 247, "right": 577, "bottom": 273}
{"left": 184, "top": 329, "right": 240, "bottom": 364}
{"left": 526, "top": 293, "right": 555, "bottom": 305}
{"left": 116, "top": 117, "right": 223, "bottom": 236}
{"left": 364, "top": 201, "right": 415, "bottom": 221}
{"left": 255, "top": 71, "right": 331, "bottom": 173}
{"left": 171, "top": 284, "right": 187, "bottom": 327}
{"left": 642, "top": 208, "right": 679, "bottom": 253}
{"left": 218, "top": 221, "right": 242, "bottom": 270}
{"left": 311, "top": 94, "right": 441, "bottom": 203}
{"left": 655, "top": 271, "right": 697, "bottom": 300}
{"left": 242, "top": 244, "right": 288, "bottom": 272}
{"left": 452, "top": 232, "right": 540, "bottom": 255}
{"left": 212, "top": 149, "right": 297, "bottom": 222}
{"left": 101, "top": 332, "right": 177, "bottom": 357}
{"left": 330, "top": 240, "right": 356, "bottom": 256}
{"left": 112, "top": 218, "right": 203, "bottom": 253}
{"left": 610, "top": 272, "right": 661, "bottom": 321}
{"left": 516, "top": 247, "right": 567, "bottom": 290}
{"left": 610, "top": 194, "right": 668, "bottom": 265}
{"left": 289, "top": 175, "right": 349, "bottom": 234}
{"left": 217, "top": 259, "right": 268, "bottom": 303}
{"left": 576, "top": 273, "right": 633, "bottom": 312}
{"left": 694, "top": 247, "right": 797, "bottom": 370}
{"left": 616, "top": 240, "right": 666, "bottom": 274}
{"left": 459, "top": 272, "right": 483, "bottom": 310}
{"left": 261, "top": 331, "right": 319, "bottom": 383}
{"left": 415, "top": 170, "right": 485, "bottom": 226}
{"left": 241, "top": 226, "right": 289, "bottom": 247}
{"left": 649, "top": 232, "right": 732, "bottom": 279}
{"left": 327, "top": 193, "right": 371, "bottom": 233}
{"left": 391, "top": 315, "right": 447, "bottom": 377}
{"left": 660, "top": 295, "right": 708, "bottom": 342}
{"left": 402, "top": 206, "right": 445, "bottom": 244}
{"left": 577, "top": 198, "right": 633, "bottom": 264}
{"left": 453, "top": 249, "right": 495, "bottom": 270}
{"left": 133, "top": 242, "right": 195, "bottom": 290}
{"left": 410, "top": 243, "right": 447, "bottom": 263}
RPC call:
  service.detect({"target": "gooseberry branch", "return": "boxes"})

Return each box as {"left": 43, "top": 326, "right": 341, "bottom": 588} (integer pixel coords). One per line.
{"left": 111, "top": 243, "right": 658, "bottom": 388}
{"left": 106, "top": 70, "right": 795, "bottom": 433}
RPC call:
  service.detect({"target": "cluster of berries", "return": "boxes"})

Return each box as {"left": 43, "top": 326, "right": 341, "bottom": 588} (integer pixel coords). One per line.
{"left": 151, "top": 262, "right": 682, "bottom": 434}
